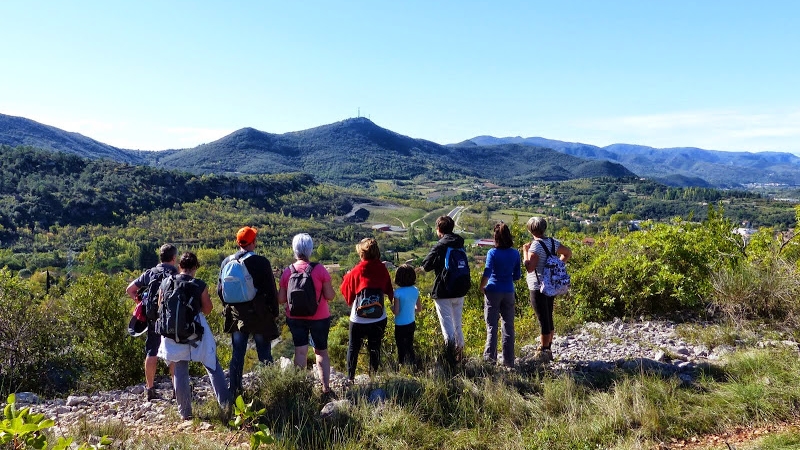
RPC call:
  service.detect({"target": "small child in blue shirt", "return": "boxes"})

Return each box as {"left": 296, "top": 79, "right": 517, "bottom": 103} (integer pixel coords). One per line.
{"left": 391, "top": 264, "right": 421, "bottom": 366}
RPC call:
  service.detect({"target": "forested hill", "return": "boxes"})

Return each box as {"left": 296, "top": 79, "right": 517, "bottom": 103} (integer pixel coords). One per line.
{"left": 145, "top": 118, "right": 446, "bottom": 183}
{"left": 0, "top": 113, "right": 145, "bottom": 164}
{"left": 467, "top": 135, "right": 800, "bottom": 188}
{"left": 145, "top": 118, "right": 636, "bottom": 186}
{"left": 0, "top": 146, "right": 351, "bottom": 238}
{"left": 0, "top": 114, "right": 635, "bottom": 186}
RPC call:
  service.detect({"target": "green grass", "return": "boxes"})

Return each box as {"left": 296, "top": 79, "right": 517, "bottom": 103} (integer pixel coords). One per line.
{"left": 495, "top": 208, "right": 539, "bottom": 223}
{"left": 675, "top": 322, "right": 758, "bottom": 349}
{"left": 255, "top": 348, "right": 800, "bottom": 448}
{"left": 363, "top": 205, "right": 428, "bottom": 228}
{"left": 744, "top": 431, "right": 800, "bottom": 449}
{"left": 58, "top": 345, "right": 800, "bottom": 449}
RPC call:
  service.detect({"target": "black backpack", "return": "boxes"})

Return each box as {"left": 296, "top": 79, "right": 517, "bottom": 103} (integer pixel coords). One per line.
{"left": 154, "top": 275, "right": 204, "bottom": 344}
{"left": 137, "top": 266, "right": 173, "bottom": 322}
{"left": 287, "top": 263, "right": 320, "bottom": 317}
{"left": 355, "top": 287, "right": 384, "bottom": 319}
{"left": 442, "top": 247, "right": 471, "bottom": 297}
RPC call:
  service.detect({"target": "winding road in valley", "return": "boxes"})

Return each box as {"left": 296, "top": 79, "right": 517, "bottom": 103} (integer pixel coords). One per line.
{"left": 408, "top": 205, "right": 468, "bottom": 232}
{"left": 448, "top": 205, "right": 468, "bottom": 233}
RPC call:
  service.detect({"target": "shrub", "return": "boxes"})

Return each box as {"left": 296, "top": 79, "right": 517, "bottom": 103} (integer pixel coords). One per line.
{"left": 245, "top": 364, "right": 325, "bottom": 448}
{"left": 59, "top": 273, "right": 144, "bottom": 392}
{"left": 568, "top": 210, "right": 742, "bottom": 321}
{"left": 710, "top": 256, "right": 800, "bottom": 326}
{"left": 0, "top": 269, "right": 72, "bottom": 397}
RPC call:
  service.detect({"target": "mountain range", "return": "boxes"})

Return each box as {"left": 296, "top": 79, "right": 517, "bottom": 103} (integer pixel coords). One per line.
{"left": 2, "top": 112, "right": 799, "bottom": 188}
{"left": 465, "top": 136, "right": 800, "bottom": 188}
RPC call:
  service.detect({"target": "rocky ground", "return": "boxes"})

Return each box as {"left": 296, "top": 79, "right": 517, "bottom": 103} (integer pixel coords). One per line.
{"left": 11, "top": 318, "right": 800, "bottom": 449}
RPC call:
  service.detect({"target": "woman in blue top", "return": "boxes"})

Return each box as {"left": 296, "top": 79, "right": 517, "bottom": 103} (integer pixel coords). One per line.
{"left": 478, "top": 222, "right": 521, "bottom": 368}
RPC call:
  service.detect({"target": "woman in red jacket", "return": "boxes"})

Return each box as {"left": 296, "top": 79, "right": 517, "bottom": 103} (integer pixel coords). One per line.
{"left": 340, "top": 238, "right": 394, "bottom": 381}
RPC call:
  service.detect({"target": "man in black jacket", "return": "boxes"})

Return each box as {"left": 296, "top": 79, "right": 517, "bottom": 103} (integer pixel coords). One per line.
{"left": 421, "top": 215, "right": 467, "bottom": 354}
{"left": 218, "top": 226, "right": 279, "bottom": 396}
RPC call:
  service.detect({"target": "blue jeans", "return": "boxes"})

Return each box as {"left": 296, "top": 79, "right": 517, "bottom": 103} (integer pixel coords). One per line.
{"left": 228, "top": 331, "right": 273, "bottom": 396}
{"left": 173, "top": 359, "right": 231, "bottom": 420}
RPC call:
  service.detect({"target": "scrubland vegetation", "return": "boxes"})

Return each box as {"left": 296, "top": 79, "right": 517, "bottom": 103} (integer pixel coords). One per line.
{"left": 3, "top": 146, "right": 800, "bottom": 448}
{"left": 3, "top": 198, "right": 800, "bottom": 448}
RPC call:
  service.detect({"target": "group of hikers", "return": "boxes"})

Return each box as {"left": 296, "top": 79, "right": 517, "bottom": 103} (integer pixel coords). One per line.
{"left": 125, "top": 215, "right": 571, "bottom": 419}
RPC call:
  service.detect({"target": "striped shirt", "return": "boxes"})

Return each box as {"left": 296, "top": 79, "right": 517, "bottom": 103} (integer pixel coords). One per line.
{"left": 525, "top": 237, "right": 562, "bottom": 291}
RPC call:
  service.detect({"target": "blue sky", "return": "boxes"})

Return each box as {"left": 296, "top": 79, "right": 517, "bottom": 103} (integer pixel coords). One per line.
{"left": 1, "top": 1, "right": 799, "bottom": 153}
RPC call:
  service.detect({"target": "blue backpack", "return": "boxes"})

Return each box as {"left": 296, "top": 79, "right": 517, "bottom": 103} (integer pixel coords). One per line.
{"left": 443, "top": 247, "right": 471, "bottom": 297}
{"left": 219, "top": 252, "right": 257, "bottom": 303}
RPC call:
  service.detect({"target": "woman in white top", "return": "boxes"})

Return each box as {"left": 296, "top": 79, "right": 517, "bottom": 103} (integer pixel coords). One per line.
{"left": 522, "top": 217, "right": 571, "bottom": 362}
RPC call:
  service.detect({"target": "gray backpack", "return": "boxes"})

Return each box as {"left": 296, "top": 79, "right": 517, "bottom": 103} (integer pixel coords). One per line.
{"left": 287, "top": 263, "right": 320, "bottom": 317}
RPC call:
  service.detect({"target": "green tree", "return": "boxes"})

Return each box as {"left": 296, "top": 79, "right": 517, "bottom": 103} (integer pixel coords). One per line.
{"left": 60, "top": 273, "right": 143, "bottom": 391}
{"left": 78, "top": 236, "right": 140, "bottom": 273}
{"left": 568, "top": 206, "right": 742, "bottom": 321}
{"left": 0, "top": 269, "right": 71, "bottom": 396}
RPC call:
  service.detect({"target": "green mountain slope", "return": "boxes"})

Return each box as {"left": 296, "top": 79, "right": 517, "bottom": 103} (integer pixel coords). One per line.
{"left": 147, "top": 118, "right": 635, "bottom": 185}
{"left": 0, "top": 145, "right": 351, "bottom": 236}
{"left": 469, "top": 135, "right": 800, "bottom": 187}
{"left": 0, "top": 113, "right": 145, "bottom": 164}
{"left": 0, "top": 113, "right": 637, "bottom": 186}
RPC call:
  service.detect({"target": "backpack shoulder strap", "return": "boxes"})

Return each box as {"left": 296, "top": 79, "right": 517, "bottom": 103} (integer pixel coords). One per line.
{"left": 167, "top": 274, "right": 179, "bottom": 287}
{"left": 158, "top": 274, "right": 176, "bottom": 301}
{"left": 303, "top": 262, "right": 315, "bottom": 275}
{"left": 538, "top": 238, "right": 553, "bottom": 258}
{"left": 289, "top": 264, "right": 298, "bottom": 274}
{"left": 150, "top": 265, "right": 165, "bottom": 278}
{"left": 549, "top": 238, "right": 557, "bottom": 256}
{"left": 237, "top": 251, "right": 255, "bottom": 262}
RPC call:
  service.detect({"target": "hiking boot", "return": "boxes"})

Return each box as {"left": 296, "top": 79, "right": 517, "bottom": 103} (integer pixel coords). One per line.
{"left": 145, "top": 387, "right": 157, "bottom": 401}
{"left": 534, "top": 348, "right": 553, "bottom": 363}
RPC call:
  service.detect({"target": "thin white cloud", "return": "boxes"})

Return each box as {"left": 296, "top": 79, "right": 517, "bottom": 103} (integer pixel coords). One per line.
{"left": 730, "top": 127, "right": 800, "bottom": 139}
{"left": 577, "top": 109, "right": 800, "bottom": 152}
{"left": 1, "top": 106, "right": 235, "bottom": 150}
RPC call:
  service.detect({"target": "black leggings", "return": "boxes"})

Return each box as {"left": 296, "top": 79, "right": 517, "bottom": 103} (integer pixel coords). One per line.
{"left": 394, "top": 321, "right": 416, "bottom": 365}
{"left": 347, "top": 318, "right": 387, "bottom": 380}
{"left": 530, "top": 291, "right": 555, "bottom": 335}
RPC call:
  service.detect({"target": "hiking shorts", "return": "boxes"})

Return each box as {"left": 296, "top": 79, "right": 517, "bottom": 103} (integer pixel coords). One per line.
{"left": 286, "top": 317, "right": 331, "bottom": 350}
{"left": 145, "top": 326, "right": 162, "bottom": 357}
